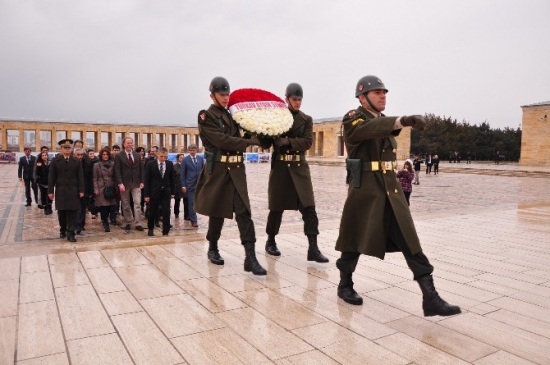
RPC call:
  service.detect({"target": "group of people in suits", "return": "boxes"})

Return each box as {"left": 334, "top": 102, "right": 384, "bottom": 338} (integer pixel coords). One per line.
{"left": 21, "top": 137, "right": 204, "bottom": 241}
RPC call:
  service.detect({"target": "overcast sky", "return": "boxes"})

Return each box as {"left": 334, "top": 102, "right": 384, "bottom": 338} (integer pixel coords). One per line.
{"left": 1, "top": 0, "right": 548, "bottom": 129}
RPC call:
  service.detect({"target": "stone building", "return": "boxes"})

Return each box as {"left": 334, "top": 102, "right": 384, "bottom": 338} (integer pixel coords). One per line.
{"left": 1, "top": 118, "right": 411, "bottom": 160}
{"left": 520, "top": 102, "right": 550, "bottom": 167}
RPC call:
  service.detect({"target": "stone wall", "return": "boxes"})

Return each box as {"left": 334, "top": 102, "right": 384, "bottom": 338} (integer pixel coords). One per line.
{"left": 520, "top": 102, "right": 550, "bottom": 167}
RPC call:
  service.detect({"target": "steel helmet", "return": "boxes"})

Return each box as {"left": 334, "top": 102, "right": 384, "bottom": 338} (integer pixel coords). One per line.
{"left": 285, "top": 83, "right": 303, "bottom": 99}
{"left": 209, "top": 76, "right": 230, "bottom": 95}
{"left": 355, "top": 75, "right": 388, "bottom": 97}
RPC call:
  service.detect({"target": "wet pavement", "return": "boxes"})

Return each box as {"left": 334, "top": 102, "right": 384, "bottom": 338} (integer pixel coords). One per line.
{"left": 1, "top": 161, "right": 549, "bottom": 364}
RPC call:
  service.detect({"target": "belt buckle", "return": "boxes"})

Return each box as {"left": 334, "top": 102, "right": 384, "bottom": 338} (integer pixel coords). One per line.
{"left": 384, "top": 161, "right": 392, "bottom": 170}
{"left": 295, "top": 155, "right": 301, "bottom": 162}
{"left": 371, "top": 161, "right": 379, "bottom": 171}
{"left": 284, "top": 155, "right": 292, "bottom": 161}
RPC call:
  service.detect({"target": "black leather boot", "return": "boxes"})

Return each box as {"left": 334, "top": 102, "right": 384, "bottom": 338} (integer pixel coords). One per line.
{"left": 60, "top": 230, "right": 66, "bottom": 239}
{"left": 102, "top": 220, "right": 110, "bottom": 232}
{"left": 265, "top": 235, "right": 281, "bottom": 256}
{"left": 417, "top": 275, "right": 461, "bottom": 316}
{"left": 207, "top": 241, "right": 224, "bottom": 265}
{"left": 243, "top": 242, "right": 267, "bottom": 275}
{"left": 67, "top": 231, "right": 77, "bottom": 243}
{"left": 307, "top": 235, "right": 329, "bottom": 263}
{"left": 336, "top": 257, "right": 363, "bottom": 305}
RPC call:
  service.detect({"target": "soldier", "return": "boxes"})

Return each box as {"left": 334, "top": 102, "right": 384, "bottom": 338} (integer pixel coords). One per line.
{"left": 48, "top": 139, "right": 85, "bottom": 243}
{"left": 335, "top": 75, "right": 461, "bottom": 317}
{"left": 264, "top": 83, "right": 329, "bottom": 263}
{"left": 194, "top": 76, "right": 266, "bottom": 275}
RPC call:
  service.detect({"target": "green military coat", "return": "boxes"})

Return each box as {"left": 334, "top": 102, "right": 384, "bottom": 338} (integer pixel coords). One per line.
{"left": 268, "top": 110, "right": 315, "bottom": 210}
{"left": 194, "top": 104, "right": 251, "bottom": 219}
{"left": 335, "top": 106, "right": 422, "bottom": 259}
{"left": 48, "top": 154, "right": 85, "bottom": 211}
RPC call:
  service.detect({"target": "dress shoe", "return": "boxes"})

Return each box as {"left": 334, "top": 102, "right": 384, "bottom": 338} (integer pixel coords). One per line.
{"left": 162, "top": 231, "right": 169, "bottom": 236}
{"left": 67, "top": 233, "right": 77, "bottom": 243}
{"left": 60, "top": 232, "right": 66, "bottom": 239}
{"left": 155, "top": 222, "right": 160, "bottom": 227}
{"left": 38, "top": 205, "right": 44, "bottom": 209}
{"left": 76, "top": 230, "right": 82, "bottom": 235}
{"left": 147, "top": 230, "right": 154, "bottom": 236}
{"left": 25, "top": 203, "right": 31, "bottom": 207}
{"left": 124, "top": 224, "right": 131, "bottom": 230}
{"left": 191, "top": 222, "right": 198, "bottom": 228}
{"left": 135, "top": 226, "right": 144, "bottom": 231}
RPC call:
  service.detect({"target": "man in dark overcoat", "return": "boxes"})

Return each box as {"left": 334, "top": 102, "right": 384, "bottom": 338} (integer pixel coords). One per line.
{"left": 335, "top": 75, "right": 461, "bottom": 317}
{"left": 264, "top": 83, "right": 328, "bottom": 263}
{"left": 143, "top": 147, "right": 175, "bottom": 236}
{"left": 194, "top": 76, "right": 266, "bottom": 275}
{"left": 18, "top": 147, "right": 38, "bottom": 207}
{"left": 48, "top": 139, "right": 85, "bottom": 243}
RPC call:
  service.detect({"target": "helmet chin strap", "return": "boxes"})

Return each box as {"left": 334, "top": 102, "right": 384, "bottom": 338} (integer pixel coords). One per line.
{"left": 212, "top": 93, "right": 225, "bottom": 108}
{"left": 365, "top": 94, "right": 381, "bottom": 114}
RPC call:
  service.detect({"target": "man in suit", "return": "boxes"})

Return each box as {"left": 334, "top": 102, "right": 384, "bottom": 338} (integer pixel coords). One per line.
{"left": 181, "top": 144, "right": 204, "bottom": 228}
{"left": 195, "top": 76, "right": 266, "bottom": 275}
{"left": 18, "top": 147, "right": 38, "bottom": 207}
{"left": 48, "top": 139, "right": 85, "bottom": 243}
{"left": 114, "top": 137, "right": 144, "bottom": 231}
{"left": 143, "top": 147, "right": 175, "bottom": 236}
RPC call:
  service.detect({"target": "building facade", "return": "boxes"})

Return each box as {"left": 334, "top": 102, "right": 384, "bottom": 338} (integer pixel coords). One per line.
{"left": 520, "top": 102, "right": 550, "bottom": 167}
{"left": 1, "top": 118, "right": 411, "bottom": 160}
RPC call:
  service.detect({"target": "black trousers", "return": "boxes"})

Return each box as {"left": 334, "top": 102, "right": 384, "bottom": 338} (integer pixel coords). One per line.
{"left": 148, "top": 192, "right": 171, "bottom": 232}
{"left": 24, "top": 178, "right": 38, "bottom": 204}
{"left": 339, "top": 203, "right": 433, "bottom": 281}
{"left": 207, "top": 188, "right": 255, "bottom": 244}
{"left": 39, "top": 185, "right": 52, "bottom": 209}
{"left": 58, "top": 210, "right": 77, "bottom": 233}
{"left": 266, "top": 202, "right": 319, "bottom": 237}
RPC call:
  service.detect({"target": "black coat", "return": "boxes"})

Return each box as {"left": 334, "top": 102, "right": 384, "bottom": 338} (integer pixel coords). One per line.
{"left": 48, "top": 155, "right": 85, "bottom": 211}
{"left": 143, "top": 160, "right": 176, "bottom": 200}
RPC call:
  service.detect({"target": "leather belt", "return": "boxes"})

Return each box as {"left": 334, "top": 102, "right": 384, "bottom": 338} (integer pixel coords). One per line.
{"left": 362, "top": 161, "right": 397, "bottom": 172}
{"left": 277, "top": 154, "right": 301, "bottom": 162}
{"left": 218, "top": 155, "right": 242, "bottom": 163}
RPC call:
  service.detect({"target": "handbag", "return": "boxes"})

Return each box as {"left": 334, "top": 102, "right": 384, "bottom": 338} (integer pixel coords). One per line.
{"left": 100, "top": 166, "right": 116, "bottom": 199}
{"left": 87, "top": 197, "right": 99, "bottom": 215}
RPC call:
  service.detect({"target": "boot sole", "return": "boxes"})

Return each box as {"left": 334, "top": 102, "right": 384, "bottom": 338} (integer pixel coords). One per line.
{"left": 244, "top": 267, "right": 267, "bottom": 275}
{"left": 424, "top": 308, "right": 462, "bottom": 317}
{"left": 265, "top": 250, "right": 281, "bottom": 256}
{"left": 209, "top": 259, "right": 224, "bottom": 265}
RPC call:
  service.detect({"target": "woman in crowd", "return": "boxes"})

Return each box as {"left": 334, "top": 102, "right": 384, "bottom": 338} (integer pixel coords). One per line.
{"left": 34, "top": 151, "right": 53, "bottom": 215}
{"left": 397, "top": 160, "right": 415, "bottom": 206}
{"left": 93, "top": 148, "right": 117, "bottom": 232}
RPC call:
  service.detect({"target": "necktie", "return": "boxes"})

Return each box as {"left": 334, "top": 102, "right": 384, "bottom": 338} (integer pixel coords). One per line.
{"left": 160, "top": 163, "right": 164, "bottom": 178}
{"left": 27, "top": 157, "right": 30, "bottom": 164}
{"left": 128, "top": 153, "right": 133, "bottom": 166}
{"left": 193, "top": 157, "right": 197, "bottom": 165}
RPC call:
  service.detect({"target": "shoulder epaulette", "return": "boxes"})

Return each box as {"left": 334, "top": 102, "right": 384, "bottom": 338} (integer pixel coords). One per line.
{"left": 342, "top": 109, "right": 367, "bottom": 126}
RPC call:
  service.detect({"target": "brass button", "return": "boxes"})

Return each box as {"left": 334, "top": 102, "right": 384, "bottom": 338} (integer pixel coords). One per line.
{"left": 287, "top": 164, "right": 290, "bottom": 167}
{"left": 226, "top": 152, "right": 230, "bottom": 155}
{"left": 387, "top": 191, "right": 390, "bottom": 195}
{"left": 227, "top": 167, "right": 230, "bottom": 170}
{"left": 237, "top": 165, "right": 240, "bottom": 168}
{"left": 382, "top": 149, "right": 385, "bottom": 152}
{"left": 297, "top": 163, "right": 300, "bottom": 167}
{"left": 394, "top": 189, "right": 398, "bottom": 193}
{"left": 392, "top": 148, "right": 396, "bottom": 153}
{"left": 382, "top": 170, "right": 386, "bottom": 174}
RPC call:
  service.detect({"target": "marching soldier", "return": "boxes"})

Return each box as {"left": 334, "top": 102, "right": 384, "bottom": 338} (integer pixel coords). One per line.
{"left": 264, "top": 83, "right": 329, "bottom": 263}
{"left": 335, "top": 75, "right": 461, "bottom": 317}
{"left": 194, "top": 76, "right": 266, "bottom": 275}
{"left": 48, "top": 139, "right": 85, "bottom": 243}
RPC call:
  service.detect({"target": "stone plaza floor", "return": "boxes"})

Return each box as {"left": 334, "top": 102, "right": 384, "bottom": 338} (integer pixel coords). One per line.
{"left": 1, "top": 161, "right": 549, "bottom": 364}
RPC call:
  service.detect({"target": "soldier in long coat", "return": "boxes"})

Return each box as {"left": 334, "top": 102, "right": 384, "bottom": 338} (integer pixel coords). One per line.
{"left": 264, "top": 83, "right": 328, "bottom": 263}
{"left": 194, "top": 76, "right": 266, "bottom": 275}
{"left": 48, "top": 139, "right": 85, "bottom": 243}
{"left": 335, "top": 75, "right": 461, "bottom": 317}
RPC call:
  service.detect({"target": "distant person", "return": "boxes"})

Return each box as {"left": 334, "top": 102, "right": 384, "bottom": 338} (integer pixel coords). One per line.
{"left": 18, "top": 147, "right": 38, "bottom": 207}
{"left": 181, "top": 144, "right": 204, "bottom": 228}
{"left": 397, "top": 160, "right": 414, "bottom": 206}
{"left": 432, "top": 154, "right": 440, "bottom": 175}
{"left": 34, "top": 151, "right": 53, "bottom": 215}
{"left": 48, "top": 139, "right": 84, "bottom": 243}
{"left": 413, "top": 155, "right": 422, "bottom": 185}
{"left": 114, "top": 137, "right": 144, "bottom": 231}
{"left": 73, "top": 148, "right": 89, "bottom": 234}
{"left": 93, "top": 148, "right": 117, "bottom": 232}
{"left": 173, "top": 153, "right": 184, "bottom": 219}
{"left": 143, "top": 147, "right": 175, "bottom": 236}
{"left": 495, "top": 149, "right": 500, "bottom": 165}
{"left": 466, "top": 151, "right": 471, "bottom": 164}
{"left": 425, "top": 154, "right": 432, "bottom": 174}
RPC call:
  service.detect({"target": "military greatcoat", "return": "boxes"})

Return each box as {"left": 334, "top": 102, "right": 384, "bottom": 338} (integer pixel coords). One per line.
{"left": 335, "top": 106, "right": 422, "bottom": 259}
{"left": 48, "top": 154, "right": 85, "bottom": 211}
{"left": 268, "top": 110, "right": 315, "bottom": 210}
{"left": 194, "top": 104, "right": 251, "bottom": 219}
